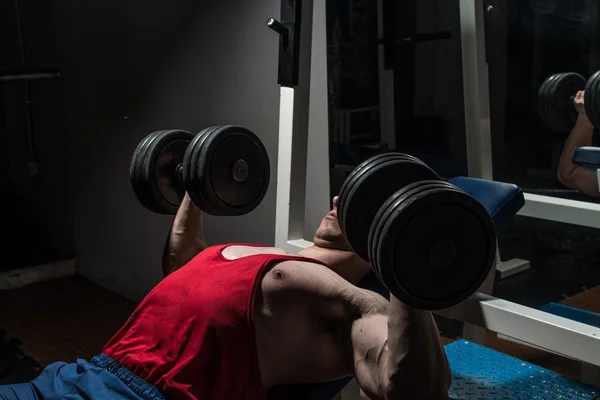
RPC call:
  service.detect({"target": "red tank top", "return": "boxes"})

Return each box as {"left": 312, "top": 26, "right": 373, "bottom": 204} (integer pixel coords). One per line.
{"left": 103, "top": 244, "right": 326, "bottom": 400}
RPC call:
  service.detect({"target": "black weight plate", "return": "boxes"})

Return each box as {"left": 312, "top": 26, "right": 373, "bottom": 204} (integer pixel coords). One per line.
{"left": 132, "top": 130, "right": 191, "bottom": 214}
{"left": 539, "top": 73, "right": 585, "bottom": 132}
{"left": 377, "top": 182, "right": 496, "bottom": 310}
{"left": 368, "top": 180, "right": 457, "bottom": 283}
{"left": 585, "top": 70, "right": 600, "bottom": 129}
{"left": 340, "top": 154, "right": 438, "bottom": 258}
{"left": 130, "top": 131, "right": 165, "bottom": 214}
{"left": 339, "top": 153, "right": 433, "bottom": 259}
{"left": 544, "top": 73, "right": 567, "bottom": 131}
{"left": 130, "top": 129, "right": 193, "bottom": 214}
{"left": 538, "top": 74, "right": 558, "bottom": 130}
{"left": 545, "top": 73, "right": 572, "bottom": 131}
{"left": 340, "top": 156, "right": 440, "bottom": 262}
{"left": 185, "top": 125, "right": 270, "bottom": 216}
{"left": 539, "top": 73, "right": 564, "bottom": 131}
{"left": 369, "top": 181, "right": 460, "bottom": 287}
{"left": 182, "top": 127, "right": 221, "bottom": 212}
{"left": 373, "top": 181, "right": 491, "bottom": 309}
{"left": 539, "top": 73, "right": 562, "bottom": 131}
{"left": 555, "top": 73, "right": 585, "bottom": 131}
{"left": 337, "top": 153, "right": 404, "bottom": 233}
{"left": 338, "top": 153, "right": 416, "bottom": 235}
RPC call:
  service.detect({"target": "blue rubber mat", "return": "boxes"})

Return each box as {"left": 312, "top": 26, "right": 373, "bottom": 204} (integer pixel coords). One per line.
{"left": 445, "top": 340, "right": 599, "bottom": 399}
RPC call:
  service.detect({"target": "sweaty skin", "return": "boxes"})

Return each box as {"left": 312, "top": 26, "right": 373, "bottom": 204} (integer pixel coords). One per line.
{"left": 164, "top": 195, "right": 451, "bottom": 400}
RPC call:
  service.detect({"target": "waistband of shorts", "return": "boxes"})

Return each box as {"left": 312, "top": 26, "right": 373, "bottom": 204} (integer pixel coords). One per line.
{"left": 91, "top": 354, "right": 166, "bottom": 400}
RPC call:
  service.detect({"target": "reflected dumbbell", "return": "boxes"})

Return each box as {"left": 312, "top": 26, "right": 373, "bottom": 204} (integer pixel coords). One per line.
{"left": 538, "top": 71, "right": 600, "bottom": 132}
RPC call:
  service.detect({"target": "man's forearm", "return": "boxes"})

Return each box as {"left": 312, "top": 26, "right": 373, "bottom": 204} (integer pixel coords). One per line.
{"left": 162, "top": 195, "right": 207, "bottom": 276}
{"left": 385, "top": 297, "right": 450, "bottom": 399}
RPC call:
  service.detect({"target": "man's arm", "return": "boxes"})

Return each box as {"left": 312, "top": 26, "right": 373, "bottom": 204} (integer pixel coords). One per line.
{"left": 162, "top": 194, "right": 207, "bottom": 276}
{"left": 352, "top": 296, "right": 450, "bottom": 400}
{"left": 557, "top": 92, "right": 599, "bottom": 197}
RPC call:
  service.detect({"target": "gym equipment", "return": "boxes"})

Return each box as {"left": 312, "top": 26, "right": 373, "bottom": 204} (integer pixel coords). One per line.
{"left": 574, "top": 147, "right": 600, "bottom": 191}
{"left": 337, "top": 153, "right": 497, "bottom": 310}
{"left": 267, "top": 0, "right": 302, "bottom": 88}
{"left": 337, "top": 153, "right": 440, "bottom": 261}
{"left": 573, "top": 146, "right": 600, "bottom": 172}
{"left": 538, "top": 71, "right": 600, "bottom": 132}
{"left": 586, "top": 71, "right": 600, "bottom": 130}
{"left": 130, "top": 129, "right": 194, "bottom": 214}
{"left": 182, "top": 126, "right": 270, "bottom": 216}
{"left": 449, "top": 177, "right": 525, "bottom": 232}
{"left": 282, "top": 178, "right": 524, "bottom": 400}
{"left": 0, "top": 70, "right": 60, "bottom": 83}
{"left": 130, "top": 125, "right": 270, "bottom": 216}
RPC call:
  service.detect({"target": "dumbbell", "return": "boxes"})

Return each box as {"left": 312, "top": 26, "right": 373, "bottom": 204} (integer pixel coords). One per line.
{"left": 130, "top": 125, "right": 270, "bottom": 216}
{"left": 337, "top": 153, "right": 497, "bottom": 310}
{"left": 538, "top": 71, "right": 600, "bottom": 132}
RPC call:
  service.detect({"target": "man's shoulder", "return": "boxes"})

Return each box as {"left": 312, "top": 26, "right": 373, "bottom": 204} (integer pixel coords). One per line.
{"left": 220, "top": 245, "right": 288, "bottom": 260}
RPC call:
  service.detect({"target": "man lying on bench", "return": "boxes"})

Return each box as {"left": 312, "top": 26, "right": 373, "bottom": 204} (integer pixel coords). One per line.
{"left": 0, "top": 175, "right": 523, "bottom": 400}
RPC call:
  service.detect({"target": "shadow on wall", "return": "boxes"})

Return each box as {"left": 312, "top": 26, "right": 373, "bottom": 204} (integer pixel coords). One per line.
{"left": 1, "top": 0, "right": 74, "bottom": 262}
{"left": 52, "top": 0, "right": 281, "bottom": 301}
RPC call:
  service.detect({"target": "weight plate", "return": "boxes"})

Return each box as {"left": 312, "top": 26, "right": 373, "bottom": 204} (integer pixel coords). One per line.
{"left": 585, "top": 70, "right": 600, "bottom": 129}
{"left": 538, "top": 73, "right": 559, "bottom": 130}
{"left": 556, "top": 73, "right": 585, "bottom": 130}
{"left": 339, "top": 154, "right": 440, "bottom": 261}
{"left": 339, "top": 153, "right": 431, "bottom": 258}
{"left": 130, "top": 129, "right": 194, "bottom": 214}
{"left": 543, "top": 73, "right": 570, "bottom": 132}
{"left": 545, "top": 73, "right": 565, "bottom": 131}
{"left": 337, "top": 153, "right": 402, "bottom": 233}
{"left": 539, "top": 72, "right": 585, "bottom": 132}
{"left": 538, "top": 74, "right": 558, "bottom": 130}
{"left": 183, "top": 125, "right": 270, "bottom": 216}
{"left": 182, "top": 126, "right": 220, "bottom": 212}
{"left": 131, "top": 132, "right": 163, "bottom": 213}
{"left": 369, "top": 181, "right": 461, "bottom": 287}
{"left": 376, "top": 181, "right": 496, "bottom": 310}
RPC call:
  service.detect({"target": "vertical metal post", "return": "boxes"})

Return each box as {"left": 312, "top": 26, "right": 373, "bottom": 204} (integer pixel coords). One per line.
{"left": 459, "top": 0, "right": 494, "bottom": 343}
{"left": 459, "top": 0, "right": 493, "bottom": 180}
{"left": 274, "top": 0, "right": 314, "bottom": 251}
{"left": 303, "top": 0, "right": 331, "bottom": 238}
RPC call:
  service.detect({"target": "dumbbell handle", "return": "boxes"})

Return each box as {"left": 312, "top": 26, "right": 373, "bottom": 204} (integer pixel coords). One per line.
{"left": 173, "top": 159, "right": 249, "bottom": 184}
{"left": 175, "top": 163, "right": 184, "bottom": 183}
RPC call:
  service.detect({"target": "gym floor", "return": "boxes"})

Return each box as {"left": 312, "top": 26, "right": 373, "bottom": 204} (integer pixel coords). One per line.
{"left": 1, "top": 275, "right": 597, "bottom": 384}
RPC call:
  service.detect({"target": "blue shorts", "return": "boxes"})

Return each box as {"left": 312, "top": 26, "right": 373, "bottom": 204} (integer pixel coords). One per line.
{"left": 0, "top": 354, "right": 164, "bottom": 400}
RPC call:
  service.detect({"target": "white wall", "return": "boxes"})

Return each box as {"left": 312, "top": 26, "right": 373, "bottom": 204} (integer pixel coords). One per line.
{"left": 52, "top": 0, "right": 281, "bottom": 301}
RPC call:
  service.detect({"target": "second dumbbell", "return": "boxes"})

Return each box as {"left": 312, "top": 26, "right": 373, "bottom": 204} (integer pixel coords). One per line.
{"left": 130, "top": 125, "right": 270, "bottom": 216}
